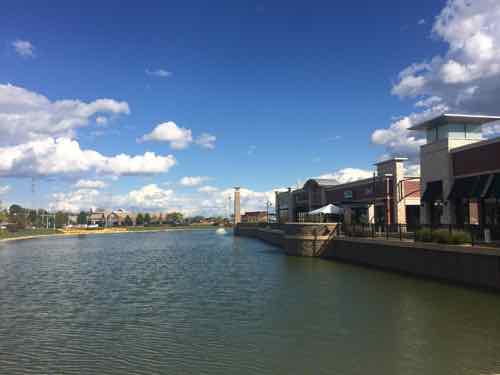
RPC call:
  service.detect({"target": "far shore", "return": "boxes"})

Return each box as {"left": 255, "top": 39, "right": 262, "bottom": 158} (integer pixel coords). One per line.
{"left": 0, "top": 225, "right": 226, "bottom": 244}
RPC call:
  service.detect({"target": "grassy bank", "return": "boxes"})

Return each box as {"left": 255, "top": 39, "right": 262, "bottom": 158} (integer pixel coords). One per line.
{"left": 0, "top": 228, "right": 63, "bottom": 240}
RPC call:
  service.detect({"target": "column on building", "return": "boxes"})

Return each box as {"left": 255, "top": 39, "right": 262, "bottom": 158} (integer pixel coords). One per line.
{"left": 287, "top": 188, "right": 295, "bottom": 223}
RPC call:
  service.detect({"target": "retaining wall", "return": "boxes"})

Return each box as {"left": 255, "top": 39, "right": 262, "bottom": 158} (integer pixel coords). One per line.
{"left": 235, "top": 223, "right": 500, "bottom": 290}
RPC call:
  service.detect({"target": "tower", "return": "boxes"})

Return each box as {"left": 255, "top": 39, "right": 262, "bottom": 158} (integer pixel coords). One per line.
{"left": 234, "top": 187, "right": 241, "bottom": 225}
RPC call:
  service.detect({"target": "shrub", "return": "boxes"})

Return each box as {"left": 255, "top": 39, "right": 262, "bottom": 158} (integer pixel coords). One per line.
{"left": 432, "top": 229, "right": 451, "bottom": 244}
{"left": 415, "top": 228, "right": 433, "bottom": 242}
{"left": 449, "top": 230, "right": 471, "bottom": 245}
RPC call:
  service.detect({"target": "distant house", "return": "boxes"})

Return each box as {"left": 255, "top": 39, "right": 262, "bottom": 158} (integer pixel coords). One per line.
{"left": 87, "top": 212, "right": 106, "bottom": 227}
{"left": 106, "top": 209, "right": 135, "bottom": 226}
{"left": 241, "top": 211, "right": 268, "bottom": 223}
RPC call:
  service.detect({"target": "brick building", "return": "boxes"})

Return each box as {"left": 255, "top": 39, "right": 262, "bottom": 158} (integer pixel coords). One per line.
{"left": 276, "top": 158, "right": 420, "bottom": 226}
{"left": 410, "top": 113, "right": 500, "bottom": 237}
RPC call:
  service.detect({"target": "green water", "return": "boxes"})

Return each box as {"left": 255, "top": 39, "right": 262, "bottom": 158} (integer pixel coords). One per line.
{"left": 0, "top": 230, "right": 499, "bottom": 374}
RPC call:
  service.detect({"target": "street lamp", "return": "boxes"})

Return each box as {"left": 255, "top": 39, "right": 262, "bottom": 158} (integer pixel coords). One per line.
{"left": 266, "top": 201, "right": 273, "bottom": 223}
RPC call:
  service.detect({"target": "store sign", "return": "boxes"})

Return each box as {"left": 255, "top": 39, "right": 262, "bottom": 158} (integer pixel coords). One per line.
{"left": 344, "top": 190, "right": 353, "bottom": 199}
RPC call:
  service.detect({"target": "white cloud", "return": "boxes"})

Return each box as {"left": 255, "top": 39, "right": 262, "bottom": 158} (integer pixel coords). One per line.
{"left": 317, "top": 168, "right": 374, "bottom": 184}
{"left": 0, "top": 83, "right": 130, "bottom": 146}
{"left": 198, "top": 185, "right": 219, "bottom": 193}
{"left": 391, "top": 0, "right": 500, "bottom": 107}
{"left": 50, "top": 189, "right": 102, "bottom": 212}
{"left": 12, "top": 40, "right": 34, "bottom": 57}
{"left": 195, "top": 133, "right": 216, "bottom": 149}
{"left": 0, "top": 185, "right": 10, "bottom": 195}
{"left": 50, "top": 183, "right": 282, "bottom": 217}
{"left": 179, "top": 176, "right": 210, "bottom": 187}
{"left": 115, "top": 184, "right": 175, "bottom": 210}
{"left": 373, "top": 0, "right": 500, "bottom": 162}
{"left": 145, "top": 69, "right": 172, "bottom": 78}
{"left": 74, "top": 179, "right": 107, "bottom": 189}
{"left": 139, "top": 121, "right": 193, "bottom": 149}
{"left": 418, "top": 19, "right": 426, "bottom": 25}
{"left": 0, "top": 137, "right": 176, "bottom": 177}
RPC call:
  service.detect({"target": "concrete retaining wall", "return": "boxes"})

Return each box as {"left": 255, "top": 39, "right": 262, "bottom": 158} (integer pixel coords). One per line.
{"left": 235, "top": 223, "right": 500, "bottom": 291}
{"left": 323, "top": 238, "right": 500, "bottom": 290}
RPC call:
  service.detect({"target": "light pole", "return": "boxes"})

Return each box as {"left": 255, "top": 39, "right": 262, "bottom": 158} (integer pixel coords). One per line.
{"left": 266, "top": 201, "right": 273, "bottom": 223}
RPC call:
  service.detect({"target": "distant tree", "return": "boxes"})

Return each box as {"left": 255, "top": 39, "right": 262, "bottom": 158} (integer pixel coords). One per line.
{"left": 0, "top": 209, "right": 8, "bottom": 223}
{"left": 136, "top": 213, "right": 144, "bottom": 226}
{"left": 144, "top": 213, "right": 151, "bottom": 225}
{"left": 9, "top": 204, "right": 24, "bottom": 216}
{"left": 158, "top": 213, "right": 163, "bottom": 224}
{"left": 55, "top": 211, "right": 68, "bottom": 228}
{"left": 77, "top": 211, "right": 88, "bottom": 225}
{"left": 8, "top": 204, "right": 27, "bottom": 228}
{"left": 123, "top": 215, "right": 133, "bottom": 226}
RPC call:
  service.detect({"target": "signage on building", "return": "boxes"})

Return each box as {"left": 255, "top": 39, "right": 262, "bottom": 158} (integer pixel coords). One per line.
{"left": 344, "top": 190, "right": 353, "bottom": 199}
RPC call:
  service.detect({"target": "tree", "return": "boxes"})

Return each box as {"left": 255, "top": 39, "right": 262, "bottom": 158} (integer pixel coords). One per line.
{"left": 8, "top": 204, "right": 27, "bottom": 228}
{"left": 136, "top": 213, "right": 144, "bottom": 226}
{"left": 123, "top": 215, "right": 133, "bottom": 226}
{"left": 0, "top": 209, "right": 8, "bottom": 223}
{"left": 158, "top": 213, "right": 163, "bottom": 224}
{"left": 144, "top": 213, "right": 151, "bottom": 225}
{"left": 77, "top": 211, "right": 88, "bottom": 225}
{"left": 55, "top": 211, "right": 68, "bottom": 228}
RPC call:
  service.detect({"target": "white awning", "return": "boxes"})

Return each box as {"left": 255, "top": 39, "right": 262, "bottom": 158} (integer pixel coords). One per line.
{"left": 308, "top": 204, "right": 344, "bottom": 215}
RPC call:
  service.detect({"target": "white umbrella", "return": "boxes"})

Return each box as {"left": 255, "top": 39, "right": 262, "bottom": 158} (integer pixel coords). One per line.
{"left": 308, "top": 204, "right": 344, "bottom": 215}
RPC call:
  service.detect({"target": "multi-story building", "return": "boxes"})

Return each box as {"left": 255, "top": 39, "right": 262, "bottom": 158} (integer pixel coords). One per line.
{"left": 276, "top": 158, "right": 420, "bottom": 226}
{"left": 410, "top": 113, "right": 500, "bottom": 236}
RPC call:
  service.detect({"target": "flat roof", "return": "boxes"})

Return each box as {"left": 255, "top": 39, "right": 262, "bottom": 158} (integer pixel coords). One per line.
{"left": 373, "top": 157, "right": 408, "bottom": 165}
{"left": 409, "top": 113, "right": 500, "bottom": 131}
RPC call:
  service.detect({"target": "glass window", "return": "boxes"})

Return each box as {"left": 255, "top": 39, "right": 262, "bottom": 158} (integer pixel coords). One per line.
{"left": 465, "top": 124, "right": 482, "bottom": 139}
{"left": 447, "top": 124, "right": 466, "bottom": 139}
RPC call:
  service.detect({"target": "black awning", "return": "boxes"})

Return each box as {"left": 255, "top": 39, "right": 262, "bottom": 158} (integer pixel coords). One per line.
{"left": 448, "top": 176, "right": 477, "bottom": 200}
{"left": 486, "top": 173, "right": 500, "bottom": 198}
{"left": 421, "top": 181, "right": 443, "bottom": 203}
{"left": 471, "top": 174, "right": 491, "bottom": 198}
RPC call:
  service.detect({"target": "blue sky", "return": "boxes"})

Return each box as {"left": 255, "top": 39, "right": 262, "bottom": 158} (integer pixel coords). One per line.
{"left": 1, "top": 0, "right": 499, "bottom": 214}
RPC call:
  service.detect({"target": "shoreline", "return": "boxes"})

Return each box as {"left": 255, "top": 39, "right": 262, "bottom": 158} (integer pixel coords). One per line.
{"left": 0, "top": 226, "right": 222, "bottom": 244}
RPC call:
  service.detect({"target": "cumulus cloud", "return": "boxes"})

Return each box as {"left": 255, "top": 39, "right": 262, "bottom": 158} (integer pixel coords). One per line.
{"left": 139, "top": 121, "right": 193, "bottom": 149}
{"left": 74, "top": 179, "right": 107, "bottom": 189}
{"left": 391, "top": 0, "right": 500, "bottom": 111}
{"left": 373, "top": 0, "right": 500, "bottom": 162}
{"left": 195, "top": 133, "right": 216, "bottom": 149}
{"left": 179, "top": 176, "right": 210, "bottom": 187}
{"left": 0, "top": 84, "right": 130, "bottom": 146}
{"left": 0, "top": 185, "right": 10, "bottom": 195}
{"left": 317, "top": 168, "right": 374, "bottom": 184}
{"left": 12, "top": 40, "right": 35, "bottom": 57}
{"left": 50, "top": 183, "right": 282, "bottom": 216}
{"left": 0, "top": 137, "right": 176, "bottom": 177}
{"left": 145, "top": 69, "right": 171, "bottom": 78}
{"left": 50, "top": 189, "right": 103, "bottom": 212}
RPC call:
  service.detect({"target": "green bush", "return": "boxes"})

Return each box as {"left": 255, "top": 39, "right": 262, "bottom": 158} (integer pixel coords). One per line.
{"left": 415, "top": 228, "right": 433, "bottom": 242}
{"left": 432, "top": 229, "right": 451, "bottom": 244}
{"left": 415, "top": 228, "right": 471, "bottom": 245}
{"left": 449, "top": 230, "right": 471, "bottom": 245}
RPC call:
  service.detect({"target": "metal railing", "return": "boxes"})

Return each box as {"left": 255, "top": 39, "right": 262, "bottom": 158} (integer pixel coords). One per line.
{"left": 338, "top": 223, "right": 500, "bottom": 246}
